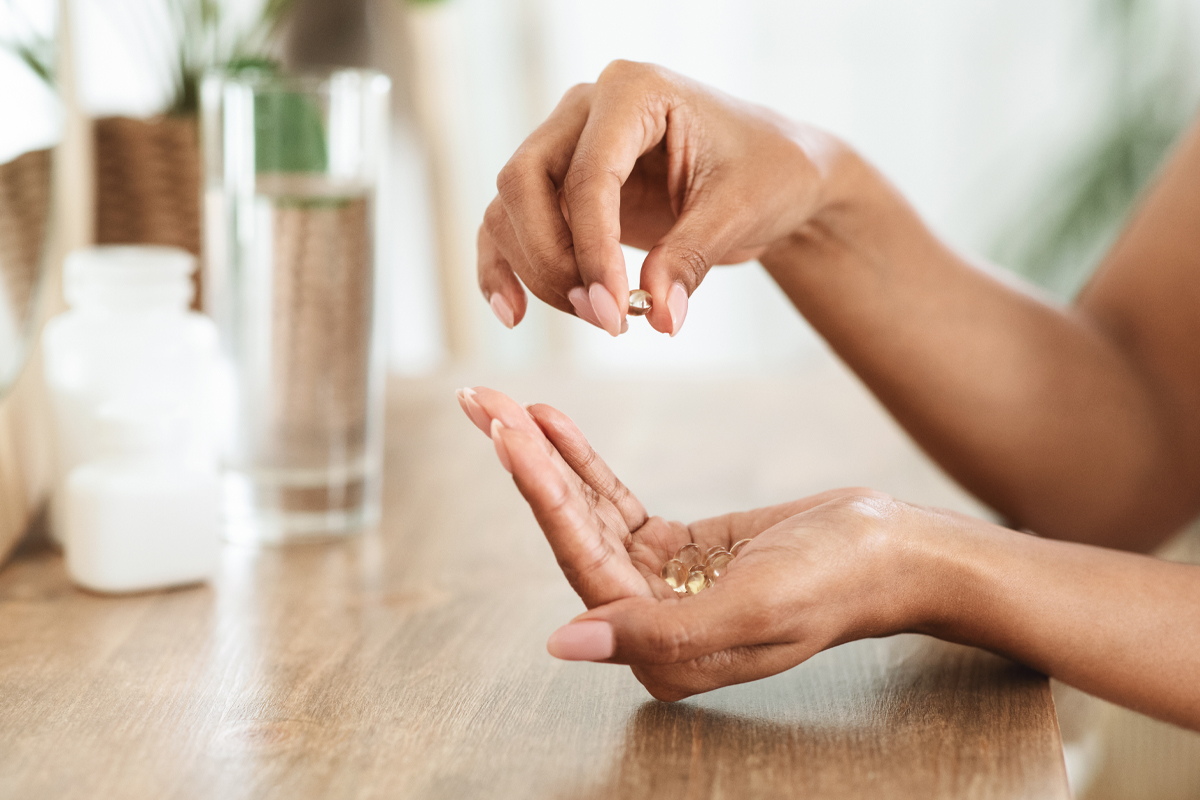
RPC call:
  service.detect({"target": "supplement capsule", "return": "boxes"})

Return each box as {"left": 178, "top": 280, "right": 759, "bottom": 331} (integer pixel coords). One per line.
{"left": 628, "top": 289, "right": 652, "bottom": 316}
{"left": 705, "top": 552, "right": 734, "bottom": 582}
{"left": 730, "top": 538, "right": 752, "bottom": 557}
{"left": 675, "top": 543, "right": 702, "bottom": 569}
{"left": 660, "top": 558, "right": 688, "bottom": 593}
{"left": 685, "top": 566, "right": 709, "bottom": 595}
{"left": 705, "top": 545, "right": 729, "bottom": 559}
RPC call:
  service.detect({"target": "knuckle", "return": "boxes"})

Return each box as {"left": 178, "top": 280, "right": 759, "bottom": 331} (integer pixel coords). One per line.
{"left": 665, "top": 243, "right": 710, "bottom": 287}
{"left": 496, "top": 152, "right": 538, "bottom": 198}
{"left": 632, "top": 666, "right": 693, "bottom": 702}
{"left": 598, "top": 58, "right": 643, "bottom": 83}
{"left": 646, "top": 617, "right": 692, "bottom": 664}
{"left": 561, "top": 82, "right": 593, "bottom": 104}
{"left": 526, "top": 226, "right": 575, "bottom": 270}
{"left": 561, "top": 158, "right": 614, "bottom": 198}
{"left": 483, "top": 198, "right": 508, "bottom": 232}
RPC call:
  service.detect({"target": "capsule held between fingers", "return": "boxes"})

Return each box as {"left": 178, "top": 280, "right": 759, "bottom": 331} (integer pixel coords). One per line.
{"left": 628, "top": 289, "right": 652, "bottom": 316}
{"left": 730, "top": 538, "right": 752, "bottom": 557}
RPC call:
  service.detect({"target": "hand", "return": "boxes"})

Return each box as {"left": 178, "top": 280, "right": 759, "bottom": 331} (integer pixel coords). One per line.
{"left": 478, "top": 60, "right": 848, "bottom": 337}
{"left": 456, "top": 386, "right": 935, "bottom": 700}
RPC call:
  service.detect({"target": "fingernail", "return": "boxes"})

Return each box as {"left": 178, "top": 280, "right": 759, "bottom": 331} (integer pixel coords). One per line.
{"left": 489, "top": 293, "right": 515, "bottom": 329}
{"left": 568, "top": 286, "right": 603, "bottom": 329}
{"left": 620, "top": 318, "right": 629, "bottom": 335}
{"left": 458, "top": 387, "right": 491, "bottom": 434}
{"left": 588, "top": 283, "right": 622, "bottom": 337}
{"left": 490, "top": 418, "right": 512, "bottom": 473}
{"left": 547, "top": 620, "right": 615, "bottom": 661}
{"left": 667, "top": 282, "right": 688, "bottom": 337}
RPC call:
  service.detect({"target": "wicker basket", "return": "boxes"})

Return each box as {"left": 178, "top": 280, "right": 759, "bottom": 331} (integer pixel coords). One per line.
{"left": 0, "top": 148, "right": 52, "bottom": 336}
{"left": 93, "top": 115, "right": 203, "bottom": 306}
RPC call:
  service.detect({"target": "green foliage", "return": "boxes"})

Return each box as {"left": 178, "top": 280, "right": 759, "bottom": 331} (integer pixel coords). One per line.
{"left": 991, "top": 0, "right": 1197, "bottom": 299}
{"left": 166, "top": 0, "right": 300, "bottom": 115}
{"left": 253, "top": 86, "right": 328, "bottom": 173}
{"left": 0, "top": 0, "right": 54, "bottom": 86}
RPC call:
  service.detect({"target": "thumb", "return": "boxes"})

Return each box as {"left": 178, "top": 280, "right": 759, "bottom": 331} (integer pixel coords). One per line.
{"left": 637, "top": 206, "right": 736, "bottom": 336}
{"left": 546, "top": 580, "right": 770, "bottom": 665}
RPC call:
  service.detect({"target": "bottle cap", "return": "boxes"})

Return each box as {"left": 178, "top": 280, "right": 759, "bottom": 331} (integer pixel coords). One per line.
{"left": 64, "top": 246, "right": 196, "bottom": 311}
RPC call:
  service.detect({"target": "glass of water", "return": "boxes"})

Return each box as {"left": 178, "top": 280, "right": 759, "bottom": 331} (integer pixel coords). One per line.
{"left": 201, "top": 68, "right": 390, "bottom": 544}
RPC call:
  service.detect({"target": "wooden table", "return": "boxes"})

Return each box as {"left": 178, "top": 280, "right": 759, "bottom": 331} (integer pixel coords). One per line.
{"left": 0, "top": 363, "right": 1069, "bottom": 798}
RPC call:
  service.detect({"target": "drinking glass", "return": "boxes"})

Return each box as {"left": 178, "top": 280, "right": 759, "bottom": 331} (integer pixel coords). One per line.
{"left": 201, "top": 68, "right": 390, "bottom": 544}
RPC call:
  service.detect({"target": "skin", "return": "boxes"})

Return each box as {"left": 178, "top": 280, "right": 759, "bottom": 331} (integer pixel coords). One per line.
{"left": 472, "top": 61, "right": 1200, "bottom": 729}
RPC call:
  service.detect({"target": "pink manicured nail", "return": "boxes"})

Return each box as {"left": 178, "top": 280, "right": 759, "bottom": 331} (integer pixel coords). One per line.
{"left": 489, "top": 293, "right": 515, "bottom": 329}
{"left": 546, "top": 620, "right": 615, "bottom": 661}
{"left": 588, "top": 283, "right": 622, "bottom": 337}
{"left": 667, "top": 282, "right": 688, "bottom": 337}
{"left": 457, "top": 387, "right": 491, "bottom": 434}
{"left": 490, "top": 418, "right": 512, "bottom": 473}
{"left": 568, "top": 286, "right": 602, "bottom": 328}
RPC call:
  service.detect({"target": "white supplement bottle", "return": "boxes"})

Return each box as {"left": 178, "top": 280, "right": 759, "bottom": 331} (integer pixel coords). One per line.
{"left": 65, "top": 406, "right": 219, "bottom": 593}
{"left": 42, "top": 246, "right": 223, "bottom": 545}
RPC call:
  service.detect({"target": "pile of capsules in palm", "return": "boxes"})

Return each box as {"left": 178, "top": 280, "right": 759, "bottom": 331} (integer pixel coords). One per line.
{"left": 659, "top": 538, "right": 751, "bottom": 596}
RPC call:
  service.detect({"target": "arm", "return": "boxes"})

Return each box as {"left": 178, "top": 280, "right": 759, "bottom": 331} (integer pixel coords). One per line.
{"left": 760, "top": 122, "right": 1200, "bottom": 551}
{"left": 917, "top": 512, "right": 1200, "bottom": 730}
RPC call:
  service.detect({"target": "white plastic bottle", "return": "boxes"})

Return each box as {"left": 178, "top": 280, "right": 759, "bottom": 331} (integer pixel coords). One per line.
{"left": 65, "top": 406, "right": 219, "bottom": 593}
{"left": 42, "top": 246, "right": 222, "bottom": 544}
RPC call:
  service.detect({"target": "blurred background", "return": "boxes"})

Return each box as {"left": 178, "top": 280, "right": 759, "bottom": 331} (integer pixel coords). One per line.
{"left": 5, "top": 0, "right": 1200, "bottom": 797}
{"left": 31, "top": 0, "right": 1200, "bottom": 378}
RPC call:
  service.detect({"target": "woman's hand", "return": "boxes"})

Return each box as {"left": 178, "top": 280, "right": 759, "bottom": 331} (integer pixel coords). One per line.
{"left": 478, "top": 60, "right": 850, "bottom": 337}
{"left": 456, "top": 386, "right": 936, "bottom": 700}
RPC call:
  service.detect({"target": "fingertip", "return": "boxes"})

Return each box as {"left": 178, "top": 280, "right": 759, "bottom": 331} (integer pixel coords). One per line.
{"left": 568, "top": 286, "right": 603, "bottom": 329}
{"left": 667, "top": 282, "right": 689, "bottom": 337}
{"left": 489, "top": 293, "right": 516, "bottom": 329}
{"left": 490, "top": 418, "right": 513, "bottom": 473}
{"left": 547, "top": 620, "right": 615, "bottom": 661}
{"left": 457, "top": 387, "right": 492, "bottom": 434}
{"left": 588, "top": 283, "right": 623, "bottom": 337}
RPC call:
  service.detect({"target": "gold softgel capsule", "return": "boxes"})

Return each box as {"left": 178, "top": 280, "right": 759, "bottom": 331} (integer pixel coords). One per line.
{"left": 685, "top": 566, "right": 709, "bottom": 595}
{"left": 660, "top": 559, "right": 688, "bottom": 594}
{"left": 628, "top": 289, "right": 652, "bottom": 316}
{"left": 705, "top": 552, "right": 733, "bottom": 582}
{"left": 675, "top": 543, "right": 702, "bottom": 569}
{"left": 668, "top": 540, "right": 753, "bottom": 596}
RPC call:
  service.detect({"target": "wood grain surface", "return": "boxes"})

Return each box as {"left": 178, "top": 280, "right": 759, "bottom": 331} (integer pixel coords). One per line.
{"left": 0, "top": 365, "right": 1069, "bottom": 799}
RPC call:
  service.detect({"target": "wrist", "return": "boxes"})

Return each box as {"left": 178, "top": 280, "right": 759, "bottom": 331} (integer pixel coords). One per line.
{"left": 901, "top": 510, "right": 1018, "bottom": 647}
{"left": 757, "top": 134, "right": 939, "bottom": 308}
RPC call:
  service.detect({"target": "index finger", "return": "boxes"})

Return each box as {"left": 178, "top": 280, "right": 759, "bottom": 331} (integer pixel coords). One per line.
{"left": 562, "top": 62, "right": 677, "bottom": 332}
{"left": 494, "top": 85, "right": 592, "bottom": 315}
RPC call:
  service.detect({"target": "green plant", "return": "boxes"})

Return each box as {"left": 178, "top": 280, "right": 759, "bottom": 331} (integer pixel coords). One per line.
{"left": 991, "top": 0, "right": 1198, "bottom": 298}
{"left": 0, "top": 0, "right": 54, "bottom": 85}
{"left": 163, "top": 0, "right": 298, "bottom": 115}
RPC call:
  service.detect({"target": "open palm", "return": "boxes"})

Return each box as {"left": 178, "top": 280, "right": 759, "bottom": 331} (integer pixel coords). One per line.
{"left": 457, "top": 385, "right": 907, "bottom": 701}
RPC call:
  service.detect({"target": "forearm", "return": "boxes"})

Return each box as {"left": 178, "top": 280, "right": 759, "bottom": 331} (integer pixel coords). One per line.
{"left": 914, "top": 513, "right": 1200, "bottom": 730}
{"left": 761, "top": 145, "right": 1192, "bottom": 550}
